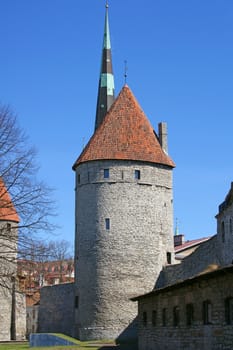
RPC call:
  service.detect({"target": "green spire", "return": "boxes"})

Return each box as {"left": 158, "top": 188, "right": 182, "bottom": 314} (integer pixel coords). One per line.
{"left": 95, "top": 3, "right": 115, "bottom": 131}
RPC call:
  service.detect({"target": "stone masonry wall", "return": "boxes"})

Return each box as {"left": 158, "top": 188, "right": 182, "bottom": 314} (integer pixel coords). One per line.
{"left": 0, "top": 284, "right": 12, "bottom": 340}
{"left": 158, "top": 235, "right": 220, "bottom": 288}
{"left": 0, "top": 220, "right": 26, "bottom": 341}
{"left": 137, "top": 268, "right": 233, "bottom": 350}
{"left": 74, "top": 160, "right": 174, "bottom": 340}
{"left": 38, "top": 283, "right": 74, "bottom": 337}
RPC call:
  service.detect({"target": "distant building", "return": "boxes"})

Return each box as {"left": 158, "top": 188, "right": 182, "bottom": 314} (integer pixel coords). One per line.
{"left": 18, "top": 259, "right": 74, "bottom": 290}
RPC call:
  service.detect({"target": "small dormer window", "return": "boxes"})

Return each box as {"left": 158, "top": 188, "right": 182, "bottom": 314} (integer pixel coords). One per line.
{"left": 135, "top": 170, "right": 140, "bottom": 180}
{"left": 104, "top": 169, "right": 109, "bottom": 179}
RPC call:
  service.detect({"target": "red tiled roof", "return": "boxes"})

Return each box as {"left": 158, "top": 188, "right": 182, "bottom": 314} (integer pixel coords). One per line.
{"left": 73, "top": 85, "right": 175, "bottom": 169}
{"left": 0, "top": 177, "right": 19, "bottom": 223}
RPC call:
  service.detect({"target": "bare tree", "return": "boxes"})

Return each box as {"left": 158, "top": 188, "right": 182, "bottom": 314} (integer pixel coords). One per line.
{"left": 47, "top": 239, "right": 73, "bottom": 283}
{"left": 0, "top": 104, "right": 56, "bottom": 289}
{"left": 18, "top": 239, "right": 73, "bottom": 288}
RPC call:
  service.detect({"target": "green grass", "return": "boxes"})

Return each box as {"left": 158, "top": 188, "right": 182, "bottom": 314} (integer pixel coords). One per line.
{"left": 0, "top": 343, "right": 100, "bottom": 350}
{"left": 0, "top": 337, "right": 116, "bottom": 350}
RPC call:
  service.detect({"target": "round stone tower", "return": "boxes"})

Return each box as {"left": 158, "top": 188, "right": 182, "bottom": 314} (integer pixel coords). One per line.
{"left": 73, "top": 85, "right": 175, "bottom": 341}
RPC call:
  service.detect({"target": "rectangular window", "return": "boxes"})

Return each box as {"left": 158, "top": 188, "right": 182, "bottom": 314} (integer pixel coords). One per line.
{"left": 135, "top": 170, "right": 140, "bottom": 180}
{"left": 203, "top": 300, "right": 212, "bottom": 324}
{"left": 105, "top": 218, "right": 110, "bottom": 230}
{"left": 173, "top": 306, "right": 180, "bottom": 326}
{"left": 104, "top": 169, "right": 109, "bottom": 179}
{"left": 162, "top": 308, "right": 167, "bottom": 326}
{"left": 186, "top": 303, "right": 194, "bottom": 326}
{"left": 152, "top": 310, "right": 157, "bottom": 326}
{"left": 142, "top": 311, "right": 147, "bottom": 327}
{"left": 77, "top": 174, "right": 81, "bottom": 184}
{"left": 225, "top": 297, "right": 233, "bottom": 325}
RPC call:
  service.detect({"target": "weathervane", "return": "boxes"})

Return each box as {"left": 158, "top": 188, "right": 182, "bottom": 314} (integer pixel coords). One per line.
{"left": 124, "top": 60, "right": 128, "bottom": 84}
{"left": 106, "top": 0, "right": 109, "bottom": 8}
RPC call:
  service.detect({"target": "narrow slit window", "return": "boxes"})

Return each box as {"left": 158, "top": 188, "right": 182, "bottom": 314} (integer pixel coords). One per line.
{"left": 173, "top": 306, "right": 180, "bottom": 326}
{"left": 186, "top": 303, "right": 194, "bottom": 326}
{"left": 104, "top": 169, "right": 109, "bottom": 179}
{"left": 225, "top": 297, "right": 233, "bottom": 325}
{"left": 75, "top": 296, "right": 79, "bottom": 309}
{"left": 105, "top": 218, "right": 110, "bottom": 230}
{"left": 167, "top": 252, "right": 172, "bottom": 264}
{"left": 77, "top": 174, "right": 81, "bottom": 184}
{"left": 142, "top": 311, "right": 147, "bottom": 327}
{"left": 152, "top": 310, "right": 157, "bottom": 326}
{"left": 162, "top": 308, "right": 167, "bottom": 326}
{"left": 203, "top": 300, "right": 212, "bottom": 324}
{"left": 6, "top": 223, "right": 11, "bottom": 233}
{"left": 135, "top": 170, "right": 140, "bottom": 180}
{"left": 222, "top": 221, "right": 225, "bottom": 242}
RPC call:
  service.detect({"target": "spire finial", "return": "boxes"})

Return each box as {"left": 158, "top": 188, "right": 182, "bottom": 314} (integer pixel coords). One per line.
{"left": 94, "top": 0, "right": 115, "bottom": 131}
{"left": 175, "top": 218, "right": 179, "bottom": 236}
{"left": 124, "top": 60, "right": 128, "bottom": 85}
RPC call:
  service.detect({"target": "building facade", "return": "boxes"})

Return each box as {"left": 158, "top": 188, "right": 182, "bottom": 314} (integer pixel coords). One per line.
{"left": 134, "top": 266, "right": 233, "bottom": 350}
{"left": 133, "top": 182, "right": 233, "bottom": 350}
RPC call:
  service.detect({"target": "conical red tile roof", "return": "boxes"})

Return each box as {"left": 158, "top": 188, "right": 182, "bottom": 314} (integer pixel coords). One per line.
{"left": 73, "top": 85, "right": 175, "bottom": 169}
{"left": 0, "top": 177, "right": 20, "bottom": 223}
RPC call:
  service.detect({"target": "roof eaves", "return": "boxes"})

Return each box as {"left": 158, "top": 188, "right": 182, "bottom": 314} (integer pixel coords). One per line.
{"left": 131, "top": 264, "right": 233, "bottom": 301}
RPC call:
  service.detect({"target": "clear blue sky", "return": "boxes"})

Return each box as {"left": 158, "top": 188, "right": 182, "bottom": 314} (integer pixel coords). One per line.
{"left": 0, "top": 0, "right": 233, "bottom": 244}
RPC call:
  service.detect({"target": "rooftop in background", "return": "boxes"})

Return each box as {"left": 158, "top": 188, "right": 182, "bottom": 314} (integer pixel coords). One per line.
{"left": 174, "top": 234, "right": 213, "bottom": 260}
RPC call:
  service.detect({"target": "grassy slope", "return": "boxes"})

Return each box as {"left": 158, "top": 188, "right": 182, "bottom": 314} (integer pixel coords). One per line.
{"left": 0, "top": 342, "right": 100, "bottom": 350}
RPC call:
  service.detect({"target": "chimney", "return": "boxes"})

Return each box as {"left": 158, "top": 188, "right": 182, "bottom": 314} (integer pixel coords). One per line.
{"left": 174, "top": 234, "right": 185, "bottom": 247}
{"left": 158, "top": 122, "right": 168, "bottom": 154}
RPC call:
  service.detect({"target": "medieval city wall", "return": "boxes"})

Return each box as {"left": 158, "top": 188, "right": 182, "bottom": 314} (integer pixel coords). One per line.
{"left": 38, "top": 283, "right": 74, "bottom": 337}
{"left": 74, "top": 160, "right": 174, "bottom": 340}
